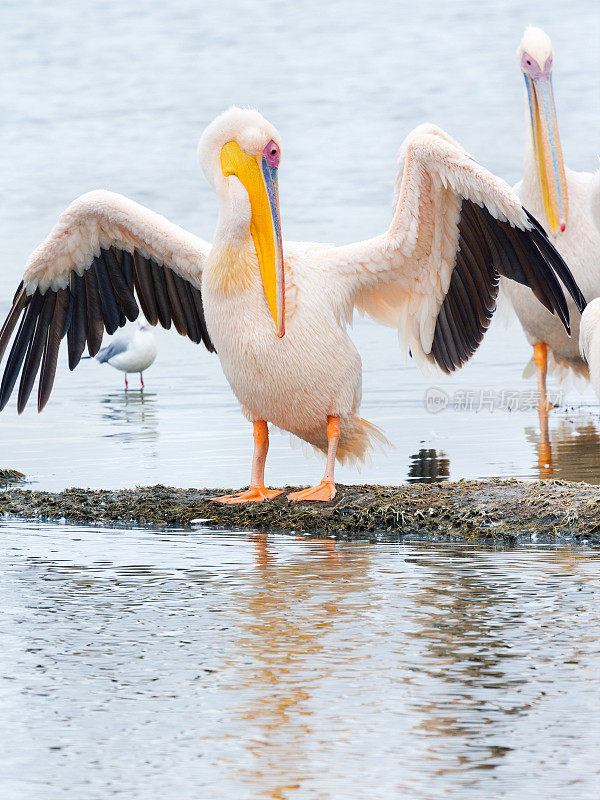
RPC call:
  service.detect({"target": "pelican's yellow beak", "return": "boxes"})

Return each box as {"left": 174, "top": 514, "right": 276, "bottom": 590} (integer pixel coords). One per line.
{"left": 524, "top": 71, "right": 568, "bottom": 233}
{"left": 220, "top": 140, "right": 285, "bottom": 337}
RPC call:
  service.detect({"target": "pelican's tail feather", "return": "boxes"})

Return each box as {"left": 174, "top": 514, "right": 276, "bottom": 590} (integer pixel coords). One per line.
{"left": 294, "top": 415, "right": 392, "bottom": 467}
{"left": 522, "top": 349, "right": 589, "bottom": 392}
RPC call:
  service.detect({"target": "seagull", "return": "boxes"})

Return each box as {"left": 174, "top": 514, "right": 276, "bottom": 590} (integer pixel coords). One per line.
{"left": 95, "top": 319, "right": 157, "bottom": 390}
{"left": 502, "top": 27, "right": 600, "bottom": 407}
{"left": 0, "top": 107, "right": 585, "bottom": 502}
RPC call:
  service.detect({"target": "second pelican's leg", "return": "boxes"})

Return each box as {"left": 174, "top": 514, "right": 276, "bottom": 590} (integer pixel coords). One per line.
{"left": 533, "top": 343, "right": 553, "bottom": 476}
{"left": 287, "top": 416, "right": 340, "bottom": 502}
{"left": 213, "top": 421, "right": 283, "bottom": 505}
{"left": 537, "top": 404, "right": 553, "bottom": 478}
{"left": 533, "top": 342, "right": 552, "bottom": 411}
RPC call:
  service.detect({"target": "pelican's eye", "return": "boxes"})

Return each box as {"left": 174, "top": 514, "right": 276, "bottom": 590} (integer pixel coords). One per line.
{"left": 521, "top": 51, "right": 545, "bottom": 78}
{"left": 263, "top": 140, "right": 280, "bottom": 169}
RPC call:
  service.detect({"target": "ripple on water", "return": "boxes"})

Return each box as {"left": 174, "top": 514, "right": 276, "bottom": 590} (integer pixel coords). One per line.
{"left": 1, "top": 520, "right": 599, "bottom": 799}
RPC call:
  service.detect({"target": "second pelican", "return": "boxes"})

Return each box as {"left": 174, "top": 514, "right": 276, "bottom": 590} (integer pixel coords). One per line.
{"left": 503, "top": 27, "right": 600, "bottom": 406}
{"left": 0, "top": 108, "right": 585, "bottom": 501}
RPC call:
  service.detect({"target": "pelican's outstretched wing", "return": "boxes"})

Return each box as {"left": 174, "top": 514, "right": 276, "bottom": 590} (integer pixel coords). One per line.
{"left": 0, "top": 190, "right": 214, "bottom": 412}
{"left": 330, "top": 124, "right": 586, "bottom": 372}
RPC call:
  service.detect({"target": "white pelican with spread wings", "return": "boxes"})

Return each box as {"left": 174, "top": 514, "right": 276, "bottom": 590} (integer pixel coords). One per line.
{"left": 0, "top": 108, "right": 585, "bottom": 502}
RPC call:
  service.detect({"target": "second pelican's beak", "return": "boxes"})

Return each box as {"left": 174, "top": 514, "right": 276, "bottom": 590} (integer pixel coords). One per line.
{"left": 524, "top": 71, "right": 568, "bottom": 233}
{"left": 221, "top": 140, "right": 285, "bottom": 337}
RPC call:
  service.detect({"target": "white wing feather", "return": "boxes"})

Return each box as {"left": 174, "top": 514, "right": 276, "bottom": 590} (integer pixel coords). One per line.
{"left": 328, "top": 124, "right": 530, "bottom": 366}
{"left": 23, "top": 190, "right": 211, "bottom": 294}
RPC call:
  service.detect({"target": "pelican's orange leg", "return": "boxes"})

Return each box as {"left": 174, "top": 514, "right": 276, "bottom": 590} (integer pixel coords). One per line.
{"left": 532, "top": 343, "right": 553, "bottom": 477}
{"left": 213, "top": 421, "right": 282, "bottom": 504}
{"left": 537, "top": 404, "right": 553, "bottom": 478}
{"left": 287, "top": 416, "right": 340, "bottom": 502}
{"left": 533, "top": 342, "right": 553, "bottom": 412}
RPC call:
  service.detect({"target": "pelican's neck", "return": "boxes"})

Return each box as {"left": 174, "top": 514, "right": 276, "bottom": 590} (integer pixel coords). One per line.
{"left": 212, "top": 180, "right": 256, "bottom": 250}
{"left": 206, "top": 189, "right": 259, "bottom": 295}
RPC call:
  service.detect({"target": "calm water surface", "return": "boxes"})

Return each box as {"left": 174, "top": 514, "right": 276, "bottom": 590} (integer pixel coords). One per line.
{"left": 1, "top": 521, "right": 599, "bottom": 799}
{"left": 0, "top": 0, "right": 599, "bottom": 490}
{"left": 1, "top": 3, "right": 600, "bottom": 798}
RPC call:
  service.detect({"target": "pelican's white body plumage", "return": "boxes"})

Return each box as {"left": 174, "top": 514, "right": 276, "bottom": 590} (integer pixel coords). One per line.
{"left": 504, "top": 163, "right": 600, "bottom": 380}
{"left": 588, "top": 168, "right": 600, "bottom": 234}
{"left": 203, "top": 241, "right": 373, "bottom": 461}
{"left": 579, "top": 298, "right": 600, "bottom": 400}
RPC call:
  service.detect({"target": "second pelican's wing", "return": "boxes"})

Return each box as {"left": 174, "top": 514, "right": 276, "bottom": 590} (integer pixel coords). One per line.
{"left": 0, "top": 190, "right": 214, "bottom": 412}
{"left": 329, "top": 125, "right": 585, "bottom": 372}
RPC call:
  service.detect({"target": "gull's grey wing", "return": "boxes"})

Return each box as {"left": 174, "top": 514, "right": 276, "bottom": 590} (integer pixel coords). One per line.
{"left": 96, "top": 338, "right": 129, "bottom": 364}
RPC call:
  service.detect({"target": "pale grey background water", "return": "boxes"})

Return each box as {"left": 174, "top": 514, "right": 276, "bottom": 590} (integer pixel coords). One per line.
{"left": 0, "top": 0, "right": 599, "bottom": 490}
{"left": 1, "top": 2, "right": 600, "bottom": 799}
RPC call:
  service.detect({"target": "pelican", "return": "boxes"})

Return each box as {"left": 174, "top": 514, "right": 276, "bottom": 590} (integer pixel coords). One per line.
{"left": 580, "top": 298, "right": 600, "bottom": 402}
{"left": 502, "top": 27, "right": 600, "bottom": 407}
{"left": 588, "top": 168, "right": 600, "bottom": 233}
{"left": 0, "top": 108, "right": 584, "bottom": 502}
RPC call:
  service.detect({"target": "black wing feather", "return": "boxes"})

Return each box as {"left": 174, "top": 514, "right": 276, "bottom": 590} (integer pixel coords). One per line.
{"left": 84, "top": 267, "right": 105, "bottom": 357}
{"left": 163, "top": 266, "right": 188, "bottom": 337}
{"left": 94, "top": 254, "right": 121, "bottom": 335}
{"left": 429, "top": 201, "right": 586, "bottom": 373}
{"left": 38, "top": 289, "right": 70, "bottom": 412}
{"left": 0, "top": 246, "right": 214, "bottom": 412}
{"left": 67, "top": 272, "right": 88, "bottom": 370}
{"left": 133, "top": 253, "right": 159, "bottom": 326}
{"left": 150, "top": 259, "right": 172, "bottom": 329}
{"left": 0, "top": 291, "right": 45, "bottom": 411}
{"left": 18, "top": 290, "right": 57, "bottom": 413}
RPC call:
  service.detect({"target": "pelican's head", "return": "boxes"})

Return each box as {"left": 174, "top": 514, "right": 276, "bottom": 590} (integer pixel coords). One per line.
{"left": 517, "top": 27, "right": 568, "bottom": 233}
{"left": 199, "top": 107, "right": 285, "bottom": 337}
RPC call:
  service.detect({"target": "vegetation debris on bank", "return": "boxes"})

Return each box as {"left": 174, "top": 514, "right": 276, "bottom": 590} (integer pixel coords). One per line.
{"left": 1, "top": 479, "right": 600, "bottom": 543}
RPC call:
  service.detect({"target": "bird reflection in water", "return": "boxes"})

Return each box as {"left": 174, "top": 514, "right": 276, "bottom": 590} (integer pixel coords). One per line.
{"left": 402, "top": 548, "right": 529, "bottom": 776}
{"left": 224, "top": 533, "right": 369, "bottom": 798}
{"left": 100, "top": 391, "right": 159, "bottom": 446}
{"left": 528, "top": 406, "right": 600, "bottom": 481}
{"left": 407, "top": 448, "right": 450, "bottom": 483}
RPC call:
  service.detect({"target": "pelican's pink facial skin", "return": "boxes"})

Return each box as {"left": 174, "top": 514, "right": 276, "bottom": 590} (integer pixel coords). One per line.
{"left": 521, "top": 51, "right": 553, "bottom": 79}
{"left": 259, "top": 138, "right": 284, "bottom": 336}
{"left": 263, "top": 140, "right": 280, "bottom": 169}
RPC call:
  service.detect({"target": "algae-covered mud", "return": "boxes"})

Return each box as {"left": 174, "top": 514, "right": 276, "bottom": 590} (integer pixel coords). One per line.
{"left": 2, "top": 479, "right": 600, "bottom": 543}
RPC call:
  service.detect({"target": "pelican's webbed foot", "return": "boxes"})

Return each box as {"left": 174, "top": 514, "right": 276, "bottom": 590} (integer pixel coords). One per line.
{"left": 287, "top": 480, "right": 336, "bottom": 503}
{"left": 212, "top": 486, "right": 283, "bottom": 505}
